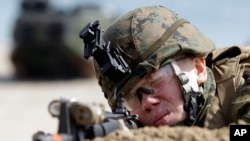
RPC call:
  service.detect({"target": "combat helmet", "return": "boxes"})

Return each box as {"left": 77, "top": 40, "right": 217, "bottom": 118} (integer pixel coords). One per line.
{"left": 94, "top": 5, "right": 216, "bottom": 109}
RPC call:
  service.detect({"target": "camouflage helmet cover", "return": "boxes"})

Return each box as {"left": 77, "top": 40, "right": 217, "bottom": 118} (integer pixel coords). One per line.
{"left": 94, "top": 5, "right": 216, "bottom": 108}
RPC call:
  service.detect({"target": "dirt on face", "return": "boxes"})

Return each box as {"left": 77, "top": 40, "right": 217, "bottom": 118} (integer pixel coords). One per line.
{"left": 90, "top": 126, "right": 229, "bottom": 141}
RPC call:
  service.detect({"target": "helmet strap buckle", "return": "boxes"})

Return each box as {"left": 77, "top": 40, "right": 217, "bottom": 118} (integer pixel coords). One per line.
{"left": 170, "top": 61, "right": 204, "bottom": 126}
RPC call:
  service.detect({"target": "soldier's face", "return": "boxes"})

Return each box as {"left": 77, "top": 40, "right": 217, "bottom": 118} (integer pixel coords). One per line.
{"left": 125, "top": 57, "right": 206, "bottom": 126}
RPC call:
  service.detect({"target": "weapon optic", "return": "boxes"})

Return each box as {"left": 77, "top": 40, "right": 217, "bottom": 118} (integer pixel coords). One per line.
{"left": 33, "top": 95, "right": 140, "bottom": 141}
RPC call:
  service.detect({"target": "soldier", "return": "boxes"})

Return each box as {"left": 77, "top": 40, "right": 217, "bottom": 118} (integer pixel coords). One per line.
{"left": 92, "top": 5, "right": 250, "bottom": 128}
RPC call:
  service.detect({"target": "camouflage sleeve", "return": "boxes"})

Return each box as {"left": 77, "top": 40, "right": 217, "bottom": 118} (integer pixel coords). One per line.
{"left": 230, "top": 74, "right": 250, "bottom": 123}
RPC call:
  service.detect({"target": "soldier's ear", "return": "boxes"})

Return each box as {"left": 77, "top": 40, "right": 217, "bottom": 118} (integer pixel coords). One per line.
{"left": 194, "top": 57, "right": 207, "bottom": 84}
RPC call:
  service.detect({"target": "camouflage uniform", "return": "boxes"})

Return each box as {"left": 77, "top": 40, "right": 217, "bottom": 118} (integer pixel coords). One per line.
{"left": 204, "top": 46, "right": 250, "bottom": 128}
{"left": 93, "top": 5, "right": 250, "bottom": 128}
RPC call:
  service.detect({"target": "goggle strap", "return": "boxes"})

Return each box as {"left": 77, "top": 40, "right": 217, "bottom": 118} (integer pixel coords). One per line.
{"left": 170, "top": 61, "right": 182, "bottom": 75}
{"left": 131, "top": 19, "right": 189, "bottom": 68}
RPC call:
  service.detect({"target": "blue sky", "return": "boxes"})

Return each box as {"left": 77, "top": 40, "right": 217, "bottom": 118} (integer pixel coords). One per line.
{"left": 1, "top": 0, "right": 250, "bottom": 47}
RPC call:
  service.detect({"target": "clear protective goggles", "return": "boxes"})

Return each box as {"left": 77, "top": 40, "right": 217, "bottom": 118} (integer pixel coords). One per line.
{"left": 124, "top": 64, "right": 175, "bottom": 111}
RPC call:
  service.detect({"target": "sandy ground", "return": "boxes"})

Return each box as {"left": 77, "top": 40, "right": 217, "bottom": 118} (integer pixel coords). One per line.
{"left": 0, "top": 45, "right": 110, "bottom": 141}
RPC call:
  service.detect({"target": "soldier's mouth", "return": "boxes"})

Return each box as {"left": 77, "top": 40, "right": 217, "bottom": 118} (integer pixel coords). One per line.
{"left": 154, "top": 112, "right": 170, "bottom": 126}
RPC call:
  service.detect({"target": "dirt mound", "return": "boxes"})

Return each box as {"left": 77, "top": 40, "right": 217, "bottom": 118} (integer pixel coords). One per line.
{"left": 91, "top": 126, "right": 229, "bottom": 141}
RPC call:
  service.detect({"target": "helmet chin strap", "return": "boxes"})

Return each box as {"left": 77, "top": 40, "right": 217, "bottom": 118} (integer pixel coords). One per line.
{"left": 170, "top": 61, "right": 204, "bottom": 125}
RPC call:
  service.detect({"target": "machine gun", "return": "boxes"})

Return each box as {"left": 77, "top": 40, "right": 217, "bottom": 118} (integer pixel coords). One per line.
{"left": 33, "top": 20, "right": 141, "bottom": 141}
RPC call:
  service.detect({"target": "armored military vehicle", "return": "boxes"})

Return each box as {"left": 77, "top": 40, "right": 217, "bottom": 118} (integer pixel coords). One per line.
{"left": 11, "top": 0, "right": 118, "bottom": 80}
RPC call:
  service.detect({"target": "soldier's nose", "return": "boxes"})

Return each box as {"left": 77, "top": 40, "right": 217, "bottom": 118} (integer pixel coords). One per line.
{"left": 140, "top": 94, "right": 160, "bottom": 113}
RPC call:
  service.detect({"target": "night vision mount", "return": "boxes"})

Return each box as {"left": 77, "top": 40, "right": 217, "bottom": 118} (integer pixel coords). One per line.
{"left": 79, "top": 20, "right": 140, "bottom": 128}
{"left": 79, "top": 20, "right": 132, "bottom": 89}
